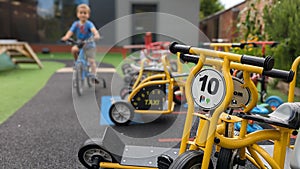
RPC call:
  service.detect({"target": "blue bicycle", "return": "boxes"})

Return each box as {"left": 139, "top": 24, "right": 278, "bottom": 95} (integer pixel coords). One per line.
{"left": 64, "top": 38, "right": 106, "bottom": 96}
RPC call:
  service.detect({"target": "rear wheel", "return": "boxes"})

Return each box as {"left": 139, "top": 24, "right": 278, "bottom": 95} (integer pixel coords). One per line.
{"left": 109, "top": 101, "right": 134, "bottom": 125}
{"left": 75, "top": 63, "right": 84, "bottom": 96}
{"left": 169, "top": 150, "right": 214, "bottom": 169}
{"left": 78, "top": 143, "right": 113, "bottom": 169}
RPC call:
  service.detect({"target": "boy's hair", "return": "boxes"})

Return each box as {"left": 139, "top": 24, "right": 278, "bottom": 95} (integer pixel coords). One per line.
{"left": 77, "top": 4, "right": 90, "bottom": 13}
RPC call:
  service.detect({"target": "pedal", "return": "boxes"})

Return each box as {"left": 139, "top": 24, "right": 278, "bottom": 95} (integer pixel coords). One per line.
{"left": 157, "top": 154, "right": 173, "bottom": 169}
{"left": 237, "top": 158, "right": 246, "bottom": 166}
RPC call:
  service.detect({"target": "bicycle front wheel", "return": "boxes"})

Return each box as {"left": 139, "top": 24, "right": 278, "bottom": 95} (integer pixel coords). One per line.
{"left": 75, "top": 62, "right": 84, "bottom": 96}
{"left": 86, "top": 65, "right": 92, "bottom": 88}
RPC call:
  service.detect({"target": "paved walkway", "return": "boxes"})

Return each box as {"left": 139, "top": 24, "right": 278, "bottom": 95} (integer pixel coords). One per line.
{"left": 0, "top": 61, "right": 116, "bottom": 169}
{"left": 0, "top": 60, "right": 185, "bottom": 168}
{"left": 0, "top": 60, "right": 259, "bottom": 169}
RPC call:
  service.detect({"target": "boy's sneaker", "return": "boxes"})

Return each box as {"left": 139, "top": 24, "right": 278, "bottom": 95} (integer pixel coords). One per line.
{"left": 90, "top": 74, "right": 100, "bottom": 84}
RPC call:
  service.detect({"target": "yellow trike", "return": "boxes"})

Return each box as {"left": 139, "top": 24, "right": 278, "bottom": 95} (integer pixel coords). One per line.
{"left": 167, "top": 42, "right": 299, "bottom": 169}
{"left": 109, "top": 54, "right": 187, "bottom": 125}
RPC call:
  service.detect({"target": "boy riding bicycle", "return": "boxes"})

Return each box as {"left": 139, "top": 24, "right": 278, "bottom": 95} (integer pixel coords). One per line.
{"left": 61, "top": 4, "right": 100, "bottom": 83}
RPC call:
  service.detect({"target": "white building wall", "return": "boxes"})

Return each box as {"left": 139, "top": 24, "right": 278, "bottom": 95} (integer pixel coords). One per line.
{"left": 115, "top": 0, "right": 200, "bottom": 46}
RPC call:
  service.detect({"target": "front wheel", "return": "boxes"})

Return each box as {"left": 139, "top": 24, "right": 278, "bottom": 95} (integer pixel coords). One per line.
{"left": 169, "top": 150, "right": 214, "bottom": 169}
{"left": 75, "top": 62, "right": 84, "bottom": 96}
{"left": 216, "top": 148, "right": 240, "bottom": 169}
{"left": 78, "top": 143, "right": 114, "bottom": 169}
{"left": 87, "top": 66, "right": 93, "bottom": 88}
{"left": 109, "top": 101, "right": 134, "bottom": 125}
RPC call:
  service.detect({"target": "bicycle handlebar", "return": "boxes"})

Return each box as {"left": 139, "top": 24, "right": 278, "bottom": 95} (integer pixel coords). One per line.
{"left": 179, "top": 53, "right": 198, "bottom": 64}
{"left": 61, "top": 38, "right": 95, "bottom": 48}
{"left": 170, "top": 42, "right": 274, "bottom": 70}
{"left": 263, "top": 69, "right": 294, "bottom": 82}
{"left": 179, "top": 53, "right": 294, "bottom": 82}
{"left": 240, "top": 55, "right": 274, "bottom": 71}
{"left": 169, "top": 42, "right": 191, "bottom": 54}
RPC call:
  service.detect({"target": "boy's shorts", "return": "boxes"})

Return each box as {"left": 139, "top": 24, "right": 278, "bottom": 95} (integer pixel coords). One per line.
{"left": 84, "top": 47, "right": 96, "bottom": 59}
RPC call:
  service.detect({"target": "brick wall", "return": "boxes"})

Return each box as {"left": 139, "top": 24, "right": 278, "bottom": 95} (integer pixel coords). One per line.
{"left": 200, "top": 0, "right": 273, "bottom": 42}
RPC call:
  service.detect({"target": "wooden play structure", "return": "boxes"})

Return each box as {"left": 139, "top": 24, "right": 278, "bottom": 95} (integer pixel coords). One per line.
{"left": 0, "top": 40, "right": 43, "bottom": 69}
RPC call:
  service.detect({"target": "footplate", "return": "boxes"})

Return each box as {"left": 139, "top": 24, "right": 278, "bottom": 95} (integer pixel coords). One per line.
{"left": 121, "top": 145, "right": 179, "bottom": 167}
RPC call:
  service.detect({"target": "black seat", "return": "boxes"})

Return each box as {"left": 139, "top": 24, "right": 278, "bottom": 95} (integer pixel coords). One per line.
{"left": 237, "top": 102, "right": 300, "bottom": 129}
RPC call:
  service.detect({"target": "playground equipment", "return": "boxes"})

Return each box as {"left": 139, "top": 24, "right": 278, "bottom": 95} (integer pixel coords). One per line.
{"left": 109, "top": 54, "right": 187, "bottom": 125}
{"left": 0, "top": 39, "right": 43, "bottom": 69}
{"left": 63, "top": 38, "right": 106, "bottom": 96}
{"left": 77, "top": 42, "right": 299, "bottom": 169}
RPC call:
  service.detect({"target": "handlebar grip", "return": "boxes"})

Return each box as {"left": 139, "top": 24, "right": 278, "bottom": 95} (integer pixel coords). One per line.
{"left": 179, "top": 53, "right": 199, "bottom": 64}
{"left": 263, "top": 69, "right": 294, "bottom": 82}
{"left": 231, "top": 43, "right": 245, "bottom": 49}
{"left": 169, "top": 42, "right": 191, "bottom": 54}
{"left": 241, "top": 55, "right": 274, "bottom": 71}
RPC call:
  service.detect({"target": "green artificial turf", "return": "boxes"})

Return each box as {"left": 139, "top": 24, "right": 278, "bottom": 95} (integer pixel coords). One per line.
{"left": 0, "top": 62, "right": 65, "bottom": 124}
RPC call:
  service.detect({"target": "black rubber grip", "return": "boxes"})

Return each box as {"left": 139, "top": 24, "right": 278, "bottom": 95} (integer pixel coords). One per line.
{"left": 231, "top": 43, "right": 245, "bottom": 49}
{"left": 241, "top": 55, "right": 274, "bottom": 71}
{"left": 263, "top": 69, "right": 294, "bottom": 82}
{"left": 169, "top": 42, "right": 191, "bottom": 54}
{"left": 179, "top": 53, "right": 199, "bottom": 64}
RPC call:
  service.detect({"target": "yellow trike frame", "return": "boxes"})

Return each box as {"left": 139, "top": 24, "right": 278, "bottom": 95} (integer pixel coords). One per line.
{"left": 171, "top": 43, "right": 299, "bottom": 169}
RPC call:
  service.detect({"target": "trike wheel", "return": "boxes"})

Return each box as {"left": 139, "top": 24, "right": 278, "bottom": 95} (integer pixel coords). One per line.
{"left": 121, "top": 63, "right": 132, "bottom": 75}
{"left": 109, "top": 101, "right": 133, "bottom": 125}
{"left": 169, "top": 150, "right": 213, "bottom": 169}
{"left": 78, "top": 143, "right": 113, "bottom": 169}
{"left": 216, "top": 148, "right": 239, "bottom": 169}
{"left": 265, "top": 96, "right": 283, "bottom": 110}
{"left": 75, "top": 62, "right": 84, "bottom": 96}
{"left": 173, "top": 86, "right": 186, "bottom": 105}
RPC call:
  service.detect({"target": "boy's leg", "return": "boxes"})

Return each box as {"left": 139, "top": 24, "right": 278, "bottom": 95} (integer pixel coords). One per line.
{"left": 88, "top": 58, "right": 99, "bottom": 84}
{"left": 86, "top": 48, "right": 99, "bottom": 84}
{"left": 71, "top": 45, "right": 79, "bottom": 61}
{"left": 71, "top": 46, "right": 79, "bottom": 87}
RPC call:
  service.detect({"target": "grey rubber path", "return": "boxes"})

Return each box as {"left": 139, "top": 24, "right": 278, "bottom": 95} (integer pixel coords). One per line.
{"left": 0, "top": 60, "right": 184, "bottom": 168}
{"left": 0, "top": 60, "right": 259, "bottom": 168}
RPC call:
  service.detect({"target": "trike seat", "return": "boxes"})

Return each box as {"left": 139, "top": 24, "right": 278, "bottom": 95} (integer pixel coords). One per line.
{"left": 237, "top": 102, "right": 300, "bottom": 129}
